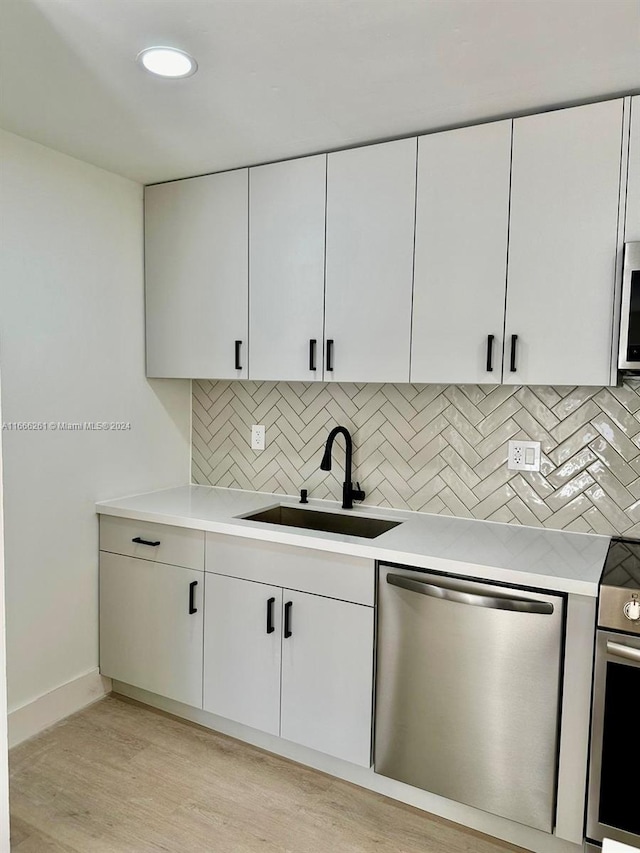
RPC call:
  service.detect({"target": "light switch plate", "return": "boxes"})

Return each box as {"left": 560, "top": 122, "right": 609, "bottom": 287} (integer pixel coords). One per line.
{"left": 251, "top": 424, "right": 265, "bottom": 451}
{"left": 507, "top": 440, "right": 541, "bottom": 472}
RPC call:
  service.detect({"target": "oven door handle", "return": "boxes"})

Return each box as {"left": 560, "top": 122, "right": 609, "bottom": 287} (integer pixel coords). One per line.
{"left": 606, "top": 640, "right": 640, "bottom": 663}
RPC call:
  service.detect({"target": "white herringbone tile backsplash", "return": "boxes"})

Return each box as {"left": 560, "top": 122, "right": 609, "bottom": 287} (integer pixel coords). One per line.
{"left": 192, "top": 379, "right": 640, "bottom": 536}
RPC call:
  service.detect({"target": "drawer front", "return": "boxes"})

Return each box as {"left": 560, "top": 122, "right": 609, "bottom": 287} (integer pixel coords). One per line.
{"left": 205, "top": 532, "right": 374, "bottom": 605}
{"left": 99, "top": 515, "right": 204, "bottom": 571}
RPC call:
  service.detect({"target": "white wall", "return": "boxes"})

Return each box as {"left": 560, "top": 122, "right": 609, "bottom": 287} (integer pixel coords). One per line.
{"left": 0, "top": 130, "right": 191, "bottom": 715}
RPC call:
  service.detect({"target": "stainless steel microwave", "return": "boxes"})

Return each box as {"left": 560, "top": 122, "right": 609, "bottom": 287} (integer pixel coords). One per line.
{"left": 618, "top": 242, "right": 640, "bottom": 371}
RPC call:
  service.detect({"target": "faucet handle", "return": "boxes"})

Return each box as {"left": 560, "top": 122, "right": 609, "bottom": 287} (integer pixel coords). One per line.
{"left": 353, "top": 482, "right": 365, "bottom": 503}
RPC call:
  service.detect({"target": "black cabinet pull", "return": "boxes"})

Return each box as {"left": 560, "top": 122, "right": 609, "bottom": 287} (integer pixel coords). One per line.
{"left": 486, "top": 334, "right": 494, "bottom": 372}
{"left": 189, "top": 580, "right": 198, "bottom": 615}
{"left": 284, "top": 601, "right": 293, "bottom": 638}
{"left": 234, "top": 340, "right": 242, "bottom": 370}
{"left": 309, "top": 339, "right": 317, "bottom": 371}
{"left": 510, "top": 334, "right": 518, "bottom": 373}
{"left": 326, "top": 339, "right": 334, "bottom": 372}
{"left": 132, "top": 536, "right": 160, "bottom": 547}
{"left": 266, "top": 597, "right": 276, "bottom": 634}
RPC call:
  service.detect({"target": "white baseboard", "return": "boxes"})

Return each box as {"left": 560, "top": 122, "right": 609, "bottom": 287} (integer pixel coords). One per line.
{"left": 8, "top": 668, "right": 112, "bottom": 748}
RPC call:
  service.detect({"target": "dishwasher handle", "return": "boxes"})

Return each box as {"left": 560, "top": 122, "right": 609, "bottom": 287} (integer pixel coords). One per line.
{"left": 386, "top": 573, "right": 554, "bottom": 615}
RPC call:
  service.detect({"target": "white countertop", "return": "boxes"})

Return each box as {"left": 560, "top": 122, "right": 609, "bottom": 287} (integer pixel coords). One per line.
{"left": 96, "top": 484, "right": 610, "bottom": 597}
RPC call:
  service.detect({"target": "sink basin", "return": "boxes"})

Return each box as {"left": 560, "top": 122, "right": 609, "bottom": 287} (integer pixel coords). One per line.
{"left": 241, "top": 505, "right": 402, "bottom": 539}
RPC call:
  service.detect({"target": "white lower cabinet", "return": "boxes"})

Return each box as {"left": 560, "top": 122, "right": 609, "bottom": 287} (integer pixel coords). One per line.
{"left": 203, "top": 574, "right": 282, "bottom": 736}
{"left": 279, "top": 589, "right": 374, "bottom": 767}
{"left": 99, "top": 552, "right": 204, "bottom": 707}
{"left": 99, "top": 517, "right": 375, "bottom": 768}
{"left": 203, "top": 573, "right": 374, "bottom": 767}
{"left": 203, "top": 535, "right": 375, "bottom": 767}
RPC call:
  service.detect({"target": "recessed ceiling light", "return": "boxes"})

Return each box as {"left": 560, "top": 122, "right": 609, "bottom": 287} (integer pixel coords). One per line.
{"left": 137, "top": 46, "right": 197, "bottom": 79}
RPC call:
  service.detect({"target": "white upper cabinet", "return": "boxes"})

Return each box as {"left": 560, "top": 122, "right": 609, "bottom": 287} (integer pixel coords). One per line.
{"left": 249, "top": 156, "right": 326, "bottom": 381}
{"left": 145, "top": 169, "right": 249, "bottom": 379}
{"left": 411, "top": 121, "right": 512, "bottom": 384}
{"left": 325, "top": 139, "right": 417, "bottom": 383}
{"left": 504, "top": 100, "right": 624, "bottom": 386}
{"left": 143, "top": 97, "right": 629, "bottom": 387}
{"left": 626, "top": 96, "right": 640, "bottom": 242}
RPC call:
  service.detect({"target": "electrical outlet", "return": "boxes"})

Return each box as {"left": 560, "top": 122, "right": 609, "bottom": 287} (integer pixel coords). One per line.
{"left": 251, "top": 424, "right": 265, "bottom": 451}
{"left": 508, "top": 440, "right": 541, "bottom": 472}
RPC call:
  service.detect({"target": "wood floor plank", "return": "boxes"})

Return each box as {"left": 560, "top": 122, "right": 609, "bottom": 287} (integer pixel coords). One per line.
{"left": 9, "top": 696, "right": 528, "bottom": 853}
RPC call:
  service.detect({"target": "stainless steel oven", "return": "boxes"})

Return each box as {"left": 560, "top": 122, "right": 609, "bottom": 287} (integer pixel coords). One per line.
{"left": 586, "top": 537, "right": 640, "bottom": 850}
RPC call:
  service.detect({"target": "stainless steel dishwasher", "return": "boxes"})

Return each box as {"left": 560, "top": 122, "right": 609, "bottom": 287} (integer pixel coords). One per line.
{"left": 374, "top": 563, "right": 565, "bottom": 833}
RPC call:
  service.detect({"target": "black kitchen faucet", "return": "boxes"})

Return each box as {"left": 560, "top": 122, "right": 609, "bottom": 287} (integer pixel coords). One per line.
{"left": 319, "top": 426, "right": 365, "bottom": 509}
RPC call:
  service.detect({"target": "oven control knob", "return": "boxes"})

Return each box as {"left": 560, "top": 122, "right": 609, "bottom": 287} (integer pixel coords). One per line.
{"left": 623, "top": 600, "right": 640, "bottom": 621}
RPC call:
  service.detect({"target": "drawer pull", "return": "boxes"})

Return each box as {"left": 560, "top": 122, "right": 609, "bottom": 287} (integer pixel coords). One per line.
{"left": 189, "top": 581, "right": 198, "bottom": 615}
{"left": 266, "top": 597, "right": 276, "bottom": 634}
{"left": 132, "top": 536, "right": 161, "bottom": 547}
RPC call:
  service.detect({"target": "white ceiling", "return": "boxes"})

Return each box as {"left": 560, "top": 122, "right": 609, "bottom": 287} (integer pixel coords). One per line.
{"left": 1, "top": 0, "right": 639, "bottom": 185}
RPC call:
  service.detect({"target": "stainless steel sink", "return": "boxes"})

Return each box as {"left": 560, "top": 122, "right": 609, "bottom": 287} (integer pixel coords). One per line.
{"left": 241, "top": 505, "right": 401, "bottom": 539}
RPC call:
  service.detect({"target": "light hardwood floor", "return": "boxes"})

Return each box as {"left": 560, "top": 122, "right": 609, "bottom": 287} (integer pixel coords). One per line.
{"left": 10, "top": 695, "right": 528, "bottom": 852}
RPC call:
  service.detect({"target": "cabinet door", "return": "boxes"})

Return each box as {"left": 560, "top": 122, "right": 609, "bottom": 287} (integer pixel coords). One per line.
{"left": 99, "top": 553, "right": 203, "bottom": 707}
{"left": 203, "top": 574, "right": 282, "bottom": 735}
{"left": 626, "top": 96, "right": 640, "bottom": 242}
{"left": 411, "top": 121, "right": 511, "bottom": 383}
{"left": 249, "top": 156, "right": 326, "bottom": 381}
{"left": 325, "top": 139, "right": 416, "bottom": 382}
{"left": 504, "top": 100, "right": 624, "bottom": 385}
{"left": 145, "top": 169, "right": 248, "bottom": 379}
{"left": 280, "top": 590, "right": 374, "bottom": 767}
